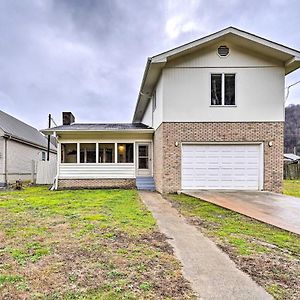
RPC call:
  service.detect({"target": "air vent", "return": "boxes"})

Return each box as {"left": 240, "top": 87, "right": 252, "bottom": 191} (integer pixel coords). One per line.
{"left": 218, "top": 45, "right": 229, "bottom": 57}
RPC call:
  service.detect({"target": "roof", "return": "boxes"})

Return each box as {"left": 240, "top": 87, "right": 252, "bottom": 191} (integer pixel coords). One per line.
{"left": 133, "top": 26, "right": 300, "bottom": 122}
{"left": 42, "top": 123, "right": 154, "bottom": 134}
{"left": 0, "top": 110, "right": 56, "bottom": 151}
{"left": 284, "top": 153, "right": 300, "bottom": 161}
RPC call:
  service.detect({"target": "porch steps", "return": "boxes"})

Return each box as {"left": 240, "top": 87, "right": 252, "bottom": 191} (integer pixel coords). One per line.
{"left": 136, "top": 177, "right": 156, "bottom": 191}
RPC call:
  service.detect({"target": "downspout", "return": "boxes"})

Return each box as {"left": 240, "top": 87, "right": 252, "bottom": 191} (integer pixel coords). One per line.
{"left": 4, "top": 137, "right": 8, "bottom": 186}
{"left": 51, "top": 131, "right": 59, "bottom": 190}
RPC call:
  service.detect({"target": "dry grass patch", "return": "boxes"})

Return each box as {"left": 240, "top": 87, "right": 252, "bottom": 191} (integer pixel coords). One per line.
{"left": 0, "top": 187, "right": 194, "bottom": 299}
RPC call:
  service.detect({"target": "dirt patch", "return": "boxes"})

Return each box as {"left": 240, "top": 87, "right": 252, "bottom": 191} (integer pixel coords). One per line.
{"left": 0, "top": 188, "right": 195, "bottom": 299}
{"left": 165, "top": 194, "right": 300, "bottom": 300}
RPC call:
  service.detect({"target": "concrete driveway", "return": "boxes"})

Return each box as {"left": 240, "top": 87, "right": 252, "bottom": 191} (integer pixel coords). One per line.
{"left": 184, "top": 190, "right": 300, "bottom": 235}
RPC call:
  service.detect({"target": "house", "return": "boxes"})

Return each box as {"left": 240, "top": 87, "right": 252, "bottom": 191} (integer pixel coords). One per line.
{"left": 42, "top": 27, "right": 300, "bottom": 193}
{"left": 0, "top": 110, "right": 57, "bottom": 186}
{"left": 284, "top": 153, "right": 300, "bottom": 164}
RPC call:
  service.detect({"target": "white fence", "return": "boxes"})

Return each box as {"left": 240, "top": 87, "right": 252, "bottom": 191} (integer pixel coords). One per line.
{"left": 36, "top": 161, "right": 57, "bottom": 185}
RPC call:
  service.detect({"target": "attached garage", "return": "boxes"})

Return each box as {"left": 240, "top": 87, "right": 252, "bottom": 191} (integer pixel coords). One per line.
{"left": 181, "top": 144, "right": 263, "bottom": 190}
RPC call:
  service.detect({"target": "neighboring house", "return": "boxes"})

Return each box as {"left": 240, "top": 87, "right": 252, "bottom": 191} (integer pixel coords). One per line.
{"left": 284, "top": 153, "right": 300, "bottom": 164}
{"left": 0, "top": 110, "right": 57, "bottom": 186}
{"left": 42, "top": 27, "right": 300, "bottom": 193}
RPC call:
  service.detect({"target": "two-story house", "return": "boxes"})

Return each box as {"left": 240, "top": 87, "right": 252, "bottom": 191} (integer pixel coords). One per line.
{"left": 43, "top": 27, "right": 300, "bottom": 193}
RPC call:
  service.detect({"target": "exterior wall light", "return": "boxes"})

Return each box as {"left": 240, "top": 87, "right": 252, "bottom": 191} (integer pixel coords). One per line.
{"left": 268, "top": 141, "right": 273, "bottom": 147}
{"left": 175, "top": 141, "right": 179, "bottom": 147}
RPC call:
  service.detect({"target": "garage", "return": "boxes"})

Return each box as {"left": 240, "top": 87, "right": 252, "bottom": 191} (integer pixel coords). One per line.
{"left": 181, "top": 144, "right": 262, "bottom": 190}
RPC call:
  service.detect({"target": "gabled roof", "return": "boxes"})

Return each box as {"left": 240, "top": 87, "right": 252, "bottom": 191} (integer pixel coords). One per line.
{"left": 42, "top": 123, "right": 154, "bottom": 134}
{"left": 0, "top": 110, "right": 56, "bottom": 151}
{"left": 133, "top": 26, "right": 300, "bottom": 122}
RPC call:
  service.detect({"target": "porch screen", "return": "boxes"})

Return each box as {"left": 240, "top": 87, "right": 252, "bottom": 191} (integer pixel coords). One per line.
{"left": 99, "top": 143, "right": 115, "bottom": 163}
{"left": 117, "top": 143, "right": 134, "bottom": 163}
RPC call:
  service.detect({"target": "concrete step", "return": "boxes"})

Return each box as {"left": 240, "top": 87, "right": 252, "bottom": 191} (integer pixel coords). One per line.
{"left": 136, "top": 177, "right": 155, "bottom": 191}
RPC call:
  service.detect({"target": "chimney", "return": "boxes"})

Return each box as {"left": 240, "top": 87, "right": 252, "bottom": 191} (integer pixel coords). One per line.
{"left": 62, "top": 112, "right": 75, "bottom": 125}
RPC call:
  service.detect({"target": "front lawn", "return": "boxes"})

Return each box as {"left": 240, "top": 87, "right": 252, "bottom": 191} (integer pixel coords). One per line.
{"left": 283, "top": 179, "right": 300, "bottom": 197}
{"left": 0, "top": 187, "right": 194, "bottom": 299}
{"left": 166, "top": 194, "right": 300, "bottom": 300}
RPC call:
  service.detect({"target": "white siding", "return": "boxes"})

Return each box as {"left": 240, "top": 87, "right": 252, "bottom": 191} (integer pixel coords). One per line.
{"left": 161, "top": 43, "right": 285, "bottom": 123}
{"left": 59, "top": 164, "right": 135, "bottom": 179}
{"left": 153, "top": 76, "right": 163, "bottom": 129}
{"left": 141, "top": 99, "right": 152, "bottom": 126}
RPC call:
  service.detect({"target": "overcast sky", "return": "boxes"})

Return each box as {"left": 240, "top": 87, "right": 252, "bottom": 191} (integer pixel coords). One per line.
{"left": 0, "top": 0, "right": 300, "bottom": 129}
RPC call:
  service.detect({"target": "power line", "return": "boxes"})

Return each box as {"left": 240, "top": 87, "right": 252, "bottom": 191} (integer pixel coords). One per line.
{"left": 285, "top": 80, "right": 300, "bottom": 102}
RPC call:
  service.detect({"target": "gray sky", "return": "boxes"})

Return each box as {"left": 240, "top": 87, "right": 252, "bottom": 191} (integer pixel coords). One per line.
{"left": 0, "top": 0, "right": 300, "bottom": 129}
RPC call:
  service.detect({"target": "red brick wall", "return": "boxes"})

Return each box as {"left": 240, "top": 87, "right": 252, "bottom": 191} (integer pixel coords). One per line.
{"left": 153, "top": 122, "right": 284, "bottom": 193}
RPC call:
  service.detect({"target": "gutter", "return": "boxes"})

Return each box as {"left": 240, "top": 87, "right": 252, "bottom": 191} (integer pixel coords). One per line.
{"left": 132, "top": 58, "right": 152, "bottom": 123}
{"left": 42, "top": 129, "right": 155, "bottom": 135}
{"left": 3, "top": 133, "right": 57, "bottom": 154}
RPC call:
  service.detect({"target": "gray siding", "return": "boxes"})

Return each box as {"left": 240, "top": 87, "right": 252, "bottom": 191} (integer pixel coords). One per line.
{"left": 3, "top": 139, "right": 56, "bottom": 184}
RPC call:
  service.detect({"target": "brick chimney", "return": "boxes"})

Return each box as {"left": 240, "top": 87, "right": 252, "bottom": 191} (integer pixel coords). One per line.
{"left": 62, "top": 112, "right": 75, "bottom": 125}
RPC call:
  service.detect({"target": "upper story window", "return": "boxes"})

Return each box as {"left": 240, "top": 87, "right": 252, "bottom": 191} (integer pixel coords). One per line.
{"left": 211, "top": 73, "right": 236, "bottom": 106}
{"left": 41, "top": 151, "right": 46, "bottom": 161}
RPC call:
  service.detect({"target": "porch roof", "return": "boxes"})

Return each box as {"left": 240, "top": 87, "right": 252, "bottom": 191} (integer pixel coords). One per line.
{"left": 41, "top": 123, "right": 154, "bottom": 135}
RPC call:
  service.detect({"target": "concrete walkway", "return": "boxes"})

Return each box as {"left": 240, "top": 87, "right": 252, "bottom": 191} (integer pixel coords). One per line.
{"left": 184, "top": 190, "right": 300, "bottom": 235}
{"left": 139, "top": 191, "right": 272, "bottom": 300}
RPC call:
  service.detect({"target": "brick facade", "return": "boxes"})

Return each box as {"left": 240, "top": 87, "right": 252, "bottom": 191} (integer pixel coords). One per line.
{"left": 58, "top": 178, "right": 136, "bottom": 189}
{"left": 153, "top": 122, "right": 284, "bottom": 193}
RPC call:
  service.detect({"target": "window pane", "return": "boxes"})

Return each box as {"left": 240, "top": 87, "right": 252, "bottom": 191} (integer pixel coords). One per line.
{"left": 80, "top": 143, "right": 96, "bottom": 163}
{"left": 117, "top": 143, "right": 134, "bottom": 163}
{"left": 225, "top": 74, "right": 235, "bottom": 105}
{"left": 211, "top": 74, "right": 222, "bottom": 105}
{"left": 99, "top": 143, "right": 115, "bottom": 163}
{"left": 61, "top": 143, "right": 77, "bottom": 163}
{"left": 139, "top": 158, "right": 148, "bottom": 169}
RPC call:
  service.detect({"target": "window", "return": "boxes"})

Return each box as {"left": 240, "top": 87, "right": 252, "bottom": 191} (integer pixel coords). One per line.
{"left": 211, "top": 73, "right": 235, "bottom": 106}
{"left": 152, "top": 91, "right": 156, "bottom": 112}
{"left": 117, "top": 143, "right": 134, "bottom": 163}
{"left": 41, "top": 152, "right": 46, "bottom": 161}
{"left": 99, "top": 143, "right": 115, "bottom": 163}
{"left": 80, "top": 143, "right": 96, "bottom": 163}
{"left": 61, "top": 143, "right": 77, "bottom": 163}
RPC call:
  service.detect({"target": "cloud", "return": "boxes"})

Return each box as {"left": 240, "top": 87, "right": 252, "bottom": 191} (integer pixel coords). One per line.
{"left": 0, "top": 0, "right": 299, "bottom": 129}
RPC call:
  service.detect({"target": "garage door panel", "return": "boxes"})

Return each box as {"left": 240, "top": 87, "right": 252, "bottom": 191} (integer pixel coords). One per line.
{"left": 182, "top": 144, "right": 261, "bottom": 190}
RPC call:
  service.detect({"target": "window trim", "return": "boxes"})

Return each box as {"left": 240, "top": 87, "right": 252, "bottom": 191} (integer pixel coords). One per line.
{"left": 210, "top": 73, "right": 237, "bottom": 107}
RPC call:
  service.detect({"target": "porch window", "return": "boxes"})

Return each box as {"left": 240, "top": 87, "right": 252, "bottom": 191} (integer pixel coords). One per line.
{"left": 117, "top": 143, "right": 134, "bottom": 163}
{"left": 99, "top": 143, "right": 115, "bottom": 163}
{"left": 211, "top": 73, "right": 235, "bottom": 106}
{"left": 80, "top": 143, "right": 96, "bottom": 163}
{"left": 61, "top": 143, "right": 77, "bottom": 163}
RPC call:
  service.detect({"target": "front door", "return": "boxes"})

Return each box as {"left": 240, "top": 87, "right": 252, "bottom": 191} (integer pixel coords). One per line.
{"left": 137, "top": 143, "right": 152, "bottom": 176}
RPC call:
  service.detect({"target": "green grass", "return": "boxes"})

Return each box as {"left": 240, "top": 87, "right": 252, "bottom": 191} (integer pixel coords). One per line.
{"left": 167, "top": 193, "right": 300, "bottom": 299}
{"left": 283, "top": 179, "right": 300, "bottom": 197}
{"left": 0, "top": 187, "right": 194, "bottom": 300}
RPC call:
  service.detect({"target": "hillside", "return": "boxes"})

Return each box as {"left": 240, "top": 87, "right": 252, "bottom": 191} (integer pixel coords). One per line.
{"left": 285, "top": 104, "right": 300, "bottom": 154}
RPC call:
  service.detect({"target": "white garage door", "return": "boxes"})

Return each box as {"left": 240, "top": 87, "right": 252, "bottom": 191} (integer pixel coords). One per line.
{"left": 182, "top": 144, "right": 262, "bottom": 190}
